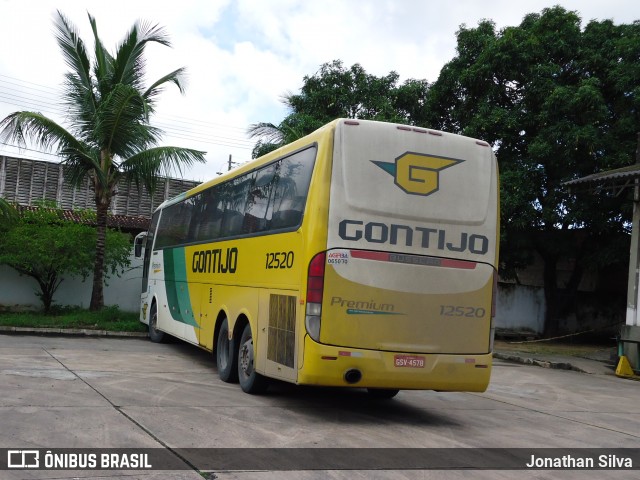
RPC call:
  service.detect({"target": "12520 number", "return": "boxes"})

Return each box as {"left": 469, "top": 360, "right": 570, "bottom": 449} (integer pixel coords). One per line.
{"left": 439, "top": 305, "right": 486, "bottom": 318}
{"left": 265, "top": 251, "right": 294, "bottom": 269}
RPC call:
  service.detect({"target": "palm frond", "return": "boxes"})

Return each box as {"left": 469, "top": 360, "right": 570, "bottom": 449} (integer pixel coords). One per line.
{"left": 144, "top": 67, "right": 187, "bottom": 102}
{"left": 119, "top": 146, "right": 206, "bottom": 193}
{"left": 62, "top": 152, "right": 103, "bottom": 188}
{"left": 1, "top": 111, "right": 76, "bottom": 151}
{"left": 54, "top": 11, "right": 94, "bottom": 110}
{"left": 247, "top": 122, "right": 285, "bottom": 144}
{"left": 94, "top": 84, "right": 162, "bottom": 156}
{"left": 0, "top": 111, "right": 101, "bottom": 187}
{"left": 112, "top": 19, "right": 171, "bottom": 90}
{"left": 88, "top": 13, "right": 115, "bottom": 97}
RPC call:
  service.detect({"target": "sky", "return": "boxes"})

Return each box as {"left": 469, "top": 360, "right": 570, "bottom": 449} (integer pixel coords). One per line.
{"left": 0, "top": 0, "right": 638, "bottom": 182}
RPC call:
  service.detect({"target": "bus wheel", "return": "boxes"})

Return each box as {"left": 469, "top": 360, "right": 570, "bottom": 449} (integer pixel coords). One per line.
{"left": 367, "top": 388, "right": 399, "bottom": 399}
{"left": 238, "top": 323, "right": 268, "bottom": 394}
{"left": 148, "top": 303, "right": 165, "bottom": 343}
{"left": 216, "top": 318, "right": 238, "bottom": 383}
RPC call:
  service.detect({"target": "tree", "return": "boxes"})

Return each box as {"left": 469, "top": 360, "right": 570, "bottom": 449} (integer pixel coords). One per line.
{"left": 425, "top": 7, "right": 640, "bottom": 334}
{"left": 0, "top": 207, "right": 131, "bottom": 313}
{"left": 249, "top": 60, "right": 430, "bottom": 157}
{"left": 0, "top": 11, "right": 206, "bottom": 310}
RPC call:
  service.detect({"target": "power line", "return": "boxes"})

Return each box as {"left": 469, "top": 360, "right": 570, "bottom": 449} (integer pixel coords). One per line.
{"left": 0, "top": 74, "right": 252, "bottom": 134}
{"left": 0, "top": 74, "right": 60, "bottom": 93}
{"left": 0, "top": 141, "right": 61, "bottom": 157}
{"left": 0, "top": 85, "right": 62, "bottom": 104}
{"left": 0, "top": 77, "right": 257, "bottom": 151}
{"left": 0, "top": 139, "right": 252, "bottom": 166}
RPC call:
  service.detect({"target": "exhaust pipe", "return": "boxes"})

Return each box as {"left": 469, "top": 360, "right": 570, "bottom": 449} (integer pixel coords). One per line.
{"left": 344, "top": 369, "right": 362, "bottom": 384}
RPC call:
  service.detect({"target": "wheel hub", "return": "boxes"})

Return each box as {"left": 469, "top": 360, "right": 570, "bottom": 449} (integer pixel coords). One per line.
{"left": 240, "top": 339, "right": 253, "bottom": 375}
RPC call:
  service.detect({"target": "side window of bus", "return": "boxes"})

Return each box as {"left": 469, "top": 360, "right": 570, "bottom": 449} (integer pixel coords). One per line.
{"left": 159, "top": 145, "right": 317, "bottom": 247}
{"left": 219, "top": 173, "right": 256, "bottom": 238}
{"left": 244, "top": 164, "right": 277, "bottom": 234}
{"left": 190, "top": 189, "right": 223, "bottom": 243}
{"left": 155, "top": 197, "right": 195, "bottom": 249}
{"left": 270, "top": 147, "right": 316, "bottom": 230}
{"left": 146, "top": 211, "right": 159, "bottom": 251}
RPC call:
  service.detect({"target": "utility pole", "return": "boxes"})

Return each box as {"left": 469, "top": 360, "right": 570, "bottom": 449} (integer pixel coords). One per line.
{"left": 621, "top": 132, "right": 640, "bottom": 372}
{"left": 217, "top": 154, "right": 238, "bottom": 176}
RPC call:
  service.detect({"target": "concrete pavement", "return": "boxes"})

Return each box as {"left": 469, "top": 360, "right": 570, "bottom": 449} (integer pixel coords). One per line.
{"left": 0, "top": 326, "right": 620, "bottom": 376}
{"left": 0, "top": 332, "right": 638, "bottom": 480}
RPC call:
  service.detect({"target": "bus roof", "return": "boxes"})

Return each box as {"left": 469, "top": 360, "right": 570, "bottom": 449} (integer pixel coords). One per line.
{"left": 155, "top": 119, "right": 491, "bottom": 212}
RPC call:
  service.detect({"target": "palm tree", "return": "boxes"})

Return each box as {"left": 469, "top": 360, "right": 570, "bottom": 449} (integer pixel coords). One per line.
{"left": 0, "top": 11, "right": 206, "bottom": 310}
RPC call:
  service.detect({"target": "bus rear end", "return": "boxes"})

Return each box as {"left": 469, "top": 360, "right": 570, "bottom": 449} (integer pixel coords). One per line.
{"left": 299, "top": 119, "right": 499, "bottom": 392}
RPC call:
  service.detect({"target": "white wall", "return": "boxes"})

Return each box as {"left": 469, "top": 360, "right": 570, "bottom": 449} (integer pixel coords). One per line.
{"left": 0, "top": 252, "right": 143, "bottom": 312}
{"left": 494, "top": 283, "right": 546, "bottom": 335}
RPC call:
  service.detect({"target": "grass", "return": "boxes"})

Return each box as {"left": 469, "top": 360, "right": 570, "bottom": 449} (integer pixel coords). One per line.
{"left": 0, "top": 306, "right": 147, "bottom": 332}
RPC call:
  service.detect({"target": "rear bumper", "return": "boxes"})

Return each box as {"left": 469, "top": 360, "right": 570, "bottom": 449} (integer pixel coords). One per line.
{"left": 298, "top": 335, "right": 492, "bottom": 392}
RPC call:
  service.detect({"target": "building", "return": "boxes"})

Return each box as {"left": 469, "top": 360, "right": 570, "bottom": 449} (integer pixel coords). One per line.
{"left": 0, "top": 154, "right": 201, "bottom": 311}
{"left": 0, "top": 155, "right": 200, "bottom": 232}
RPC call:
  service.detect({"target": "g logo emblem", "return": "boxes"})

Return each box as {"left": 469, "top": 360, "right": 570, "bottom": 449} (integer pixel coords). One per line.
{"left": 372, "top": 152, "right": 463, "bottom": 196}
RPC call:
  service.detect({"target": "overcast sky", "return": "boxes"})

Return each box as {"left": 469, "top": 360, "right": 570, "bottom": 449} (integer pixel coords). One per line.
{"left": 0, "top": 0, "right": 637, "bottom": 181}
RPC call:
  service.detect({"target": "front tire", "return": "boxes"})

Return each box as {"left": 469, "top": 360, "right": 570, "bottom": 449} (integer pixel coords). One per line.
{"left": 238, "top": 323, "right": 268, "bottom": 394}
{"left": 148, "top": 303, "right": 165, "bottom": 343}
{"left": 216, "top": 317, "right": 238, "bottom": 383}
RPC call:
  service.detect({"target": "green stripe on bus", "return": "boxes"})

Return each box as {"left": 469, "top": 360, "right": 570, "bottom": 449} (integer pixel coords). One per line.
{"left": 164, "top": 249, "right": 199, "bottom": 327}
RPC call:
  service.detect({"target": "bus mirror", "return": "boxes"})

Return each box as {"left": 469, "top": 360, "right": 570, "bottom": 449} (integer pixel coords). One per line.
{"left": 134, "top": 232, "right": 147, "bottom": 258}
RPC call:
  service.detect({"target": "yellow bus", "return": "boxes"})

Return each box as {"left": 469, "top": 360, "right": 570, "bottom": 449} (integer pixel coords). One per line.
{"left": 135, "top": 118, "right": 499, "bottom": 397}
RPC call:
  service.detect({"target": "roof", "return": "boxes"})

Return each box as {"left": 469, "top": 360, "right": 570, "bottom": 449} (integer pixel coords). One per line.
{"left": 18, "top": 205, "right": 150, "bottom": 232}
{"left": 563, "top": 164, "right": 640, "bottom": 195}
{"left": 564, "top": 164, "right": 640, "bottom": 186}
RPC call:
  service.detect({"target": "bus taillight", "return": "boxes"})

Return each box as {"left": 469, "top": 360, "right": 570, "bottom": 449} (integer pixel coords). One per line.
{"left": 305, "top": 252, "right": 326, "bottom": 342}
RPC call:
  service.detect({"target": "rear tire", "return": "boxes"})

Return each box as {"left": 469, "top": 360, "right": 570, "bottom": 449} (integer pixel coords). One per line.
{"left": 148, "top": 303, "right": 165, "bottom": 343}
{"left": 367, "top": 388, "right": 399, "bottom": 399}
{"left": 238, "top": 323, "right": 268, "bottom": 394}
{"left": 216, "top": 318, "right": 238, "bottom": 383}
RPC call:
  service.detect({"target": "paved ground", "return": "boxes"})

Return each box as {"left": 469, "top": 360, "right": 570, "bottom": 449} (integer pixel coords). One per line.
{"left": 0, "top": 333, "right": 638, "bottom": 479}
{"left": 493, "top": 339, "right": 618, "bottom": 375}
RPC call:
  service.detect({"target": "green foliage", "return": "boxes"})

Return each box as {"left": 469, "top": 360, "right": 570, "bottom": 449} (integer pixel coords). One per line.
{"left": 0, "top": 207, "right": 131, "bottom": 313}
{"left": 248, "top": 60, "right": 431, "bottom": 157}
{"left": 0, "top": 198, "right": 18, "bottom": 225}
{"left": 0, "top": 305, "right": 145, "bottom": 332}
{"left": 425, "top": 7, "right": 639, "bottom": 333}
{"left": 0, "top": 11, "right": 206, "bottom": 310}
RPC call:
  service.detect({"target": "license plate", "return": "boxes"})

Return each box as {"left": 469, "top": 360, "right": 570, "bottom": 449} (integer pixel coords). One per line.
{"left": 394, "top": 355, "right": 425, "bottom": 368}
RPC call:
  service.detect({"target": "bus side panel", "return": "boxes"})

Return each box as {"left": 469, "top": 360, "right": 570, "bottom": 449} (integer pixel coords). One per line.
{"left": 142, "top": 249, "right": 189, "bottom": 341}
{"left": 184, "top": 232, "right": 304, "bottom": 366}
{"left": 257, "top": 289, "right": 299, "bottom": 382}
